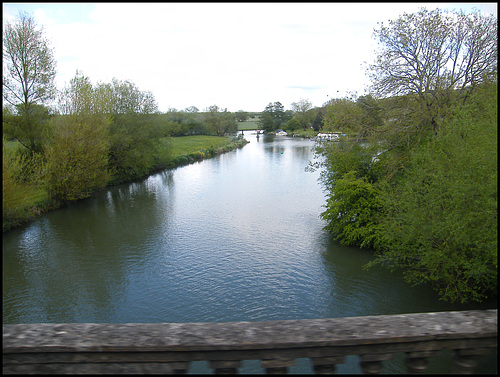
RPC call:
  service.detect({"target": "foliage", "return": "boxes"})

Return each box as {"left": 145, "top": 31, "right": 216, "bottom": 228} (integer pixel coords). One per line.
{"left": 317, "top": 7, "right": 498, "bottom": 303}
{"left": 2, "top": 137, "right": 46, "bottom": 227}
{"left": 3, "top": 11, "right": 57, "bottom": 107}
{"left": 45, "top": 71, "right": 112, "bottom": 202}
{"left": 235, "top": 110, "right": 249, "bottom": 122}
{"left": 369, "top": 7, "right": 497, "bottom": 131}
{"left": 286, "top": 118, "right": 301, "bottom": 131}
{"left": 291, "top": 98, "right": 314, "bottom": 129}
{"left": 203, "top": 105, "right": 237, "bottom": 136}
{"left": 108, "top": 113, "right": 163, "bottom": 183}
{"left": 45, "top": 114, "right": 111, "bottom": 203}
{"left": 109, "top": 78, "right": 158, "bottom": 114}
{"left": 3, "top": 103, "right": 53, "bottom": 154}
{"left": 259, "top": 102, "right": 291, "bottom": 131}
{"left": 323, "top": 97, "right": 364, "bottom": 135}
{"left": 321, "top": 171, "right": 382, "bottom": 248}
{"left": 369, "top": 80, "right": 497, "bottom": 303}
{"left": 311, "top": 110, "right": 324, "bottom": 131}
{"left": 3, "top": 11, "right": 56, "bottom": 153}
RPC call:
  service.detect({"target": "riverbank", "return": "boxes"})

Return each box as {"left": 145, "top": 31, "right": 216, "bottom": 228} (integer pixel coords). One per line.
{"left": 2, "top": 135, "right": 249, "bottom": 232}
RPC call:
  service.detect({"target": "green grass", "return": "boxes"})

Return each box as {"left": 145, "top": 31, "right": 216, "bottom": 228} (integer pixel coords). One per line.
{"left": 3, "top": 134, "right": 248, "bottom": 231}
{"left": 166, "top": 135, "right": 237, "bottom": 157}
{"left": 237, "top": 118, "right": 261, "bottom": 131}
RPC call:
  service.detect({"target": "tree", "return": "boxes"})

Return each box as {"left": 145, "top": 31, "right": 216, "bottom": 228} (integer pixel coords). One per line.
{"left": 45, "top": 72, "right": 111, "bottom": 202}
{"left": 3, "top": 11, "right": 56, "bottom": 153}
{"left": 235, "top": 110, "right": 249, "bottom": 122}
{"left": 291, "top": 98, "right": 314, "bottom": 130}
{"left": 184, "top": 106, "right": 199, "bottom": 113}
{"left": 316, "top": 8, "right": 498, "bottom": 304}
{"left": 204, "top": 105, "right": 237, "bottom": 136}
{"left": 321, "top": 170, "right": 382, "bottom": 248}
{"left": 367, "top": 78, "right": 497, "bottom": 303}
{"left": 3, "top": 135, "right": 45, "bottom": 227}
{"left": 259, "top": 102, "right": 289, "bottom": 131}
{"left": 369, "top": 8, "right": 497, "bottom": 131}
{"left": 311, "top": 110, "right": 324, "bottom": 131}
{"left": 110, "top": 78, "right": 158, "bottom": 114}
{"left": 323, "top": 97, "right": 363, "bottom": 135}
{"left": 286, "top": 118, "right": 301, "bottom": 131}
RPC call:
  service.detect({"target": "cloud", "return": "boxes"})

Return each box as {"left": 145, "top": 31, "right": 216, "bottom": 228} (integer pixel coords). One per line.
{"left": 4, "top": 3, "right": 495, "bottom": 112}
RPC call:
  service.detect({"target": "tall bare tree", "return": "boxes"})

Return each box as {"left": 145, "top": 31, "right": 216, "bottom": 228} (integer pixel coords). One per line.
{"left": 3, "top": 11, "right": 56, "bottom": 152}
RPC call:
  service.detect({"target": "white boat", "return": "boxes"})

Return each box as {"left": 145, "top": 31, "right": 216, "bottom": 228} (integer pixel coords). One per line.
{"left": 315, "top": 133, "right": 341, "bottom": 141}
{"left": 276, "top": 129, "right": 288, "bottom": 136}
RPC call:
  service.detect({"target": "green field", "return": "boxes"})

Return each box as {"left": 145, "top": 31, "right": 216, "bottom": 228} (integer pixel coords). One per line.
{"left": 237, "top": 117, "right": 261, "bottom": 131}
{"left": 167, "top": 135, "right": 237, "bottom": 157}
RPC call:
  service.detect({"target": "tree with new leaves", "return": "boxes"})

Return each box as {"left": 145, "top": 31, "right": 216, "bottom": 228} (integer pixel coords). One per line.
{"left": 316, "top": 8, "right": 497, "bottom": 302}
{"left": 291, "top": 98, "right": 314, "bottom": 130}
{"left": 109, "top": 78, "right": 158, "bottom": 114}
{"left": 45, "top": 71, "right": 111, "bottom": 202}
{"left": 367, "top": 77, "right": 498, "bottom": 303}
{"left": 3, "top": 11, "right": 56, "bottom": 153}
{"left": 369, "top": 7, "right": 497, "bottom": 131}
{"left": 259, "top": 101, "right": 289, "bottom": 131}
{"left": 204, "top": 105, "right": 237, "bottom": 136}
{"left": 235, "top": 110, "right": 249, "bottom": 122}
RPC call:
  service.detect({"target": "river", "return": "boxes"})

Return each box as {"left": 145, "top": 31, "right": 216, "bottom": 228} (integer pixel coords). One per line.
{"left": 2, "top": 132, "right": 496, "bottom": 373}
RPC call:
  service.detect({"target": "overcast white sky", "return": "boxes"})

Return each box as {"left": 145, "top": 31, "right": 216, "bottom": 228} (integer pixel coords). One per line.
{"left": 3, "top": 3, "right": 497, "bottom": 113}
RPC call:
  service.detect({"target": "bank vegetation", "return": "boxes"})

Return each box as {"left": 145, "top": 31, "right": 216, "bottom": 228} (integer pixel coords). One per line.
{"left": 2, "top": 13, "right": 249, "bottom": 231}
{"left": 313, "top": 8, "right": 497, "bottom": 304}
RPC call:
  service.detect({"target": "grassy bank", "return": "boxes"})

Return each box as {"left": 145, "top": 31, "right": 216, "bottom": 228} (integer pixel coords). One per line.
{"left": 163, "top": 135, "right": 248, "bottom": 168}
{"left": 3, "top": 135, "right": 249, "bottom": 232}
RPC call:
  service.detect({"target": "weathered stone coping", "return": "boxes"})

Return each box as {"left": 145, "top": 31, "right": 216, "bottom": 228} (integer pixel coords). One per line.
{"left": 3, "top": 310, "right": 497, "bottom": 374}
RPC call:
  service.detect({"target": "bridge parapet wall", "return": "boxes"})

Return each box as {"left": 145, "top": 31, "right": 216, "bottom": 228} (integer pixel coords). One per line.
{"left": 3, "top": 309, "right": 497, "bottom": 374}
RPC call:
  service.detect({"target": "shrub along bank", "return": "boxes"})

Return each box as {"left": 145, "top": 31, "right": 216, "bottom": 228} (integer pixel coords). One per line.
{"left": 2, "top": 135, "right": 248, "bottom": 232}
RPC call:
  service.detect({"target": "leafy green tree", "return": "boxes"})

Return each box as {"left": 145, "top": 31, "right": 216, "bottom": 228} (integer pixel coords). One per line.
{"left": 184, "top": 106, "right": 199, "bottom": 113}
{"left": 204, "top": 105, "right": 236, "bottom": 136}
{"left": 3, "top": 11, "right": 56, "bottom": 153}
{"left": 291, "top": 98, "right": 314, "bottom": 130}
{"left": 45, "top": 116, "right": 110, "bottom": 202}
{"left": 108, "top": 113, "right": 163, "bottom": 182}
{"left": 45, "top": 71, "right": 111, "bottom": 202}
{"left": 323, "top": 97, "right": 364, "bottom": 136}
{"left": 96, "top": 77, "right": 163, "bottom": 182}
{"left": 258, "top": 110, "right": 273, "bottom": 132}
{"left": 368, "top": 79, "right": 497, "bottom": 303}
{"left": 321, "top": 170, "right": 382, "bottom": 248}
{"left": 316, "top": 7, "right": 498, "bottom": 304}
{"left": 235, "top": 110, "right": 249, "bottom": 122}
{"left": 3, "top": 103, "right": 53, "bottom": 155}
{"left": 2, "top": 136, "right": 45, "bottom": 226}
{"left": 286, "top": 118, "right": 301, "bottom": 131}
{"left": 311, "top": 110, "right": 324, "bottom": 131}
{"left": 259, "top": 102, "right": 289, "bottom": 131}
{"left": 110, "top": 78, "right": 158, "bottom": 114}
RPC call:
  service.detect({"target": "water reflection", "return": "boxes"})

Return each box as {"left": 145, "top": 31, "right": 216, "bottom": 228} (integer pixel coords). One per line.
{"left": 3, "top": 133, "right": 496, "bottom": 372}
{"left": 4, "top": 133, "right": 496, "bottom": 324}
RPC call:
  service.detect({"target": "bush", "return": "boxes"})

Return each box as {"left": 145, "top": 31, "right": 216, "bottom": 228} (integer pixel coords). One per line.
{"left": 2, "top": 138, "right": 46, "bottom": 229}
{"left": 369, "top": 80, "right": 497, "bottom": 303}
{"left": 45, "top": 115, "right": 110, "bottom": 202}
{"left": 321, "top": 171, "right": 382, "bottom": 248}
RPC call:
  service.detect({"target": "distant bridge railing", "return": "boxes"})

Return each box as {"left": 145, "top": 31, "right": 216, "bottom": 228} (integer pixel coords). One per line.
{"left": 3, "top": 310, "right": 497, "bottom": 374}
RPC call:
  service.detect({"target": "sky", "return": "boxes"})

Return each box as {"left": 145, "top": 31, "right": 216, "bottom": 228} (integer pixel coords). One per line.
{"left": 3, "top": 3, "right": 498, "bottom": 113}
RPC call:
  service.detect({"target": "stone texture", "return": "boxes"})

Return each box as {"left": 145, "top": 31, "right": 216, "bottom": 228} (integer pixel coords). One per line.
{"left": 3, "top": 310, "right": 497, "bottom": 374}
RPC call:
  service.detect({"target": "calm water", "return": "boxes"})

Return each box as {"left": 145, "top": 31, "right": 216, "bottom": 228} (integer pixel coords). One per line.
{"left": 3, "top": 132, "right": 496, "bottom": 373}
